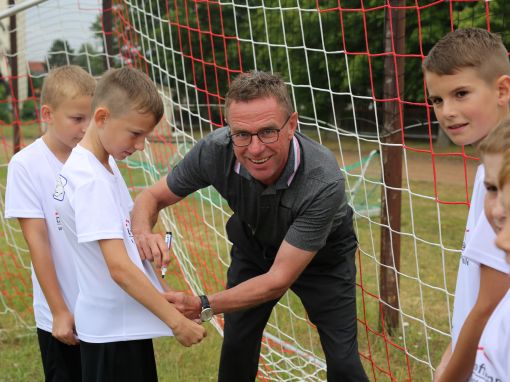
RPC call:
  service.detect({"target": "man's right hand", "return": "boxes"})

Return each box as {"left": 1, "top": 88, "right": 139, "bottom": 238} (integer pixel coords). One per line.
{"left": 52, "top": 310, "right": 79, "bottom": 346}
{"left": 172, "top": 317, "right": 207, "bottom": 347}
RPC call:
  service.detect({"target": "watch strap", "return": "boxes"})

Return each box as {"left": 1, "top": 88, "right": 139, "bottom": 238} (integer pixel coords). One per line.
{"left": 199, "top": 295, "right": 210, "bottom": 310}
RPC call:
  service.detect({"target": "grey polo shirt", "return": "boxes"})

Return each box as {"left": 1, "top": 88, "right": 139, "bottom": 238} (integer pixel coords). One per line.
{"left": 167, "top": 127, "right": 354, "bottom": 260}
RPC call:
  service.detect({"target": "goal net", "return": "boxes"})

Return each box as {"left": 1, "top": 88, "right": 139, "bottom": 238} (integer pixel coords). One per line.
{"left": 0, "top": 1, "right": 506, "bottom": 380}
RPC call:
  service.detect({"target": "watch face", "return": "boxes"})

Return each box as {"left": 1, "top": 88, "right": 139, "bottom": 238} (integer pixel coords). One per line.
{"left": 200, "top": 307, "right": 214, "bottom": 322}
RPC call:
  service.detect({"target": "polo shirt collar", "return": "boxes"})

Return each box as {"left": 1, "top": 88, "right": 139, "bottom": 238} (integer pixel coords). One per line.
{"left": 233, "top": 135, "right": 301, "bottom": 188}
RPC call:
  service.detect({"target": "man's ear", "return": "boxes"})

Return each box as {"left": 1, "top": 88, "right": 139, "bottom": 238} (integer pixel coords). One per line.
{"left": 94, "top": 107, "right": 109, "bottom": 128}
{"left": 287, "top": 111, "right": 298, "bottom": 139}
{"left": 496, "top": 74, "right": 510, "bottom": 106}
{"left": 41, "top": 105, "right": 52, "bottom": 123}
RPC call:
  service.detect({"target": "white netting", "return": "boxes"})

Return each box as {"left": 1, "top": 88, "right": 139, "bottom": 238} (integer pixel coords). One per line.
{"left": 1, "top": 1, "right": 505, "bottom": 380}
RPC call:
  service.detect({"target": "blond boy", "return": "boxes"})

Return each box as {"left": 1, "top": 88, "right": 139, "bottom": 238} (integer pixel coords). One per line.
{"left": 53, "top": 67, "right": 206, "bottom": 381}
{"left": 423, "top": 28, "right": 510, "bottom": 381}
{"left": 467, "top": 124, "right": 510, "bottom": 380}
{"left": 4, "top": 65, "right": 95, "bottom": 381}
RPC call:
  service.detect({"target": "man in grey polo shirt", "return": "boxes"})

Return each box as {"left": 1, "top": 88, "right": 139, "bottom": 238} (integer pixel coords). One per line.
{"left": 131, "top": 71, "right": 368, "bottom": 381}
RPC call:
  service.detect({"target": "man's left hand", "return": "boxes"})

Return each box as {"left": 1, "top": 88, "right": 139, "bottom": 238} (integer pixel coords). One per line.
{"left": 164, "top": 291, "right": 202, "bottom": 320}
{"left": 134, "top": 232, "right": 170, "bottom": 269}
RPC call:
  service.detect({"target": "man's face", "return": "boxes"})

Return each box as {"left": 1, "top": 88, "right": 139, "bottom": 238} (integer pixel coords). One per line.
{"left": 483, "top": 153, "right": 506, "bottom": 233}
{"left": 227, "top": 97, "right": 297, "bottom": 185}
{"left": 495, "top": 181, "right": 510, "bottom": 264}
{"left": 425, "top": 68, "right": 508, "bottom": 146}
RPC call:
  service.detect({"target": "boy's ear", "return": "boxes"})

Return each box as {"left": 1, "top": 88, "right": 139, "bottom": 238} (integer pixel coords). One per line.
{"left": 94, "top": 107, "right": 109, "bottom": 128}
{"left": 496, "top": 74, "right": 510, "bottom": 105}
{"left": 40, "top": 105, "right": 52, "bottom": 123}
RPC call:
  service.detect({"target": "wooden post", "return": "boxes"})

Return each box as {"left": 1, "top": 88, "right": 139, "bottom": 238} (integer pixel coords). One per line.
{"left": 9, "top": 0, "right": 21, "bottom": 154}
{"left": 379, "top": 0, "right": 406, "bottom": 333}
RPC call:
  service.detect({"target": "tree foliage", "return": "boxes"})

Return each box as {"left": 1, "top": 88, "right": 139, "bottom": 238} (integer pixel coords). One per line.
{"left": 55, "top": 1, "right": 510, "bottom": 131}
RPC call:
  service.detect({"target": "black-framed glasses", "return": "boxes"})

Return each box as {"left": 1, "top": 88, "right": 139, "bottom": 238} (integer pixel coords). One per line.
{"left": 228, "top": 114, "right": 292, "bottom": 147}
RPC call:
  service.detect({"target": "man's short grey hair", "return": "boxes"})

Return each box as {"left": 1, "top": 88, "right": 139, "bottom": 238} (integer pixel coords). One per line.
{"left": 225, "top": 71, "right": 294, "bottom": 117}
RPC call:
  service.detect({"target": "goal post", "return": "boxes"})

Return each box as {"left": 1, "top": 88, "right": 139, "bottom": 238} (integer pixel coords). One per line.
{"left": 0, "top": 1, "right": 505, "bottom": 380}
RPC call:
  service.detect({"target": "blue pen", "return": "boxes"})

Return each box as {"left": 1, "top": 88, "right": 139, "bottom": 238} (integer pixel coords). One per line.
{"left": 161, "top": 231, "right": 172, "bottom": 278}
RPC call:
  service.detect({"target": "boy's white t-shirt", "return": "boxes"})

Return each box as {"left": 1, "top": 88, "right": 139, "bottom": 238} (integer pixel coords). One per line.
{"left": 451, "top": 164, "right": 510, "bottom": 348}
{"left": 54, "top": 145, "right": 172, "bottom": 343}
{"left": 469, "top": 289, "right": 510, "bottom": 381}
{"left": 4, "top": 138, "right": 79, "bottom": 332}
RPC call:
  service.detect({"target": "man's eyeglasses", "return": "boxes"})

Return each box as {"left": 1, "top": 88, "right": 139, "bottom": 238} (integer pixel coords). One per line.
{"left": 228, "top": 114, "right": 292, "bottom": 147}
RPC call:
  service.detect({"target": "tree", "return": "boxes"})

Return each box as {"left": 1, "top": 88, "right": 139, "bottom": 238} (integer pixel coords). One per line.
{"left": 74, "top": 43, "right": 104, "bottom": 76}
{"left": 47, "top": 39, "right": 74, "bottom": 69}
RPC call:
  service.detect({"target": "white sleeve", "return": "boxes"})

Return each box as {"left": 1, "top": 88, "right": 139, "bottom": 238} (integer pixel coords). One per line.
{"left": 74, "top": 178, "right": 124, "bottom": 243}
{"left": 4, "top": 160, "right": 45, "bottom": 219}
{"left": 463, "top": 212, "right": 510, "bottom": 274}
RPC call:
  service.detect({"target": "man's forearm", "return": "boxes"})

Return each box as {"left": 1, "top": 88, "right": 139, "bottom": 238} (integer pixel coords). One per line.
{"left": 132, "top": 189, "right": 161, "bottom": 233}
{"left": 209, "top": 272, "right": 288, "bottom": 314}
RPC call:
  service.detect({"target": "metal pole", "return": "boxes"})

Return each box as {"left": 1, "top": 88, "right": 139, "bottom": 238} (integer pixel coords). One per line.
{"left": 0, "top": 0, "right": 49, "bottom": 20}
{"left": 9, "top": 0, "right": 21, "bottom": 154}
{"left": 379, "top": 0, "right": 405, "bottom": 333}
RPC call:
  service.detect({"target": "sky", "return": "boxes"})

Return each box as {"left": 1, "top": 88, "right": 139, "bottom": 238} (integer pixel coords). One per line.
{"left": 24, "top": 0, "right": 102, "bottom": 61}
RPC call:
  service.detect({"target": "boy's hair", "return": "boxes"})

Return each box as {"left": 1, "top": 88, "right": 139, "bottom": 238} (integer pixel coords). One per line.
{"left": 40, "top": 65, "right": 96, "bottom": 108}
{"left": 422, "top": 28, "right": 510, "bottom": 83}
{"left": 92, "top": 67, "right": 164, "bottom": 123}
{"left": 225, "top": 71, "right": 294, "bottom": 117}
{"left": 499, "top": 149, "right": 510, "bottom": 190}
{"left": 478, "top": 118, "right": 510, "bottom": 158}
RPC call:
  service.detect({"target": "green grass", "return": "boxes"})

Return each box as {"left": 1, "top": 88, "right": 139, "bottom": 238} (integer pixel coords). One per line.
{"left": 0, "top": 133, "right": 473, "bottom": 381}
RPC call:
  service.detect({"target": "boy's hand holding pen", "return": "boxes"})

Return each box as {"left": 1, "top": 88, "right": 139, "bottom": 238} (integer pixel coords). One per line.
{"left": 161, "top": 231, "right": 172, "bottom": 278}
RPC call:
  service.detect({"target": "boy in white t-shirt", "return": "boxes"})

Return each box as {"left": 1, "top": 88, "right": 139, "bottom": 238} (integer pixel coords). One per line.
{"left": 4, "top": 65, "right": 95, "bottom": 381}
{"left": 423, "top": 28, "right": 510, "bottom": 381}
{"left": 53, "top": 67, "right": 206, "bottom": 381}
{"left": 468, "top": 116, "right": 510, "bottom": 381}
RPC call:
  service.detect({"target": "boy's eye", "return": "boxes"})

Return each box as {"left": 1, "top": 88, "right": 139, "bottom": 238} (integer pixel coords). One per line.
{"left": 484, "top": 182, "right": 498, "bottom": 193}
{"left": 427, "top": 97, "right": 441, "bottom": 106}
{"left": 71, "top": 116, "right": 84, "bottom": 122}
{"left": 455, "top": 90, "right": 468, "bottom": 98}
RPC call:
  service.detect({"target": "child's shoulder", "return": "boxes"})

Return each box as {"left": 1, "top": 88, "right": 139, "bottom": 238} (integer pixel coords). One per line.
{"left": 8, "top": 138, "right": 45, "bottom": 166}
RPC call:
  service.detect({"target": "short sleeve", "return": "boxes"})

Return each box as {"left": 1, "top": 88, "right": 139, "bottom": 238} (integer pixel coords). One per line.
{"left": 4, "top": 160, "right": 45, "bottom": 219}
{"left": 285, "top": 179, "right": 345, "bottom": 252}
{"left": 463, "top": 212, "right": 510, "bottom": 274}
{"left": 167, "top": 138, "right": 214, "bottom": 197}
{"left": 74, "top": 178, "right": 124, "bottom": 243}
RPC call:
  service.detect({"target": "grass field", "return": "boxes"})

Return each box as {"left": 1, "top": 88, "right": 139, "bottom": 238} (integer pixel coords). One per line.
{"left": 0, "top": 125, "right": 475, "bottom": 381}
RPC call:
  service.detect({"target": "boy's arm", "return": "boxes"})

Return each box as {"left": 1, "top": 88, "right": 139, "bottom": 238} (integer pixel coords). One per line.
{"left": 433, "top": 342, "right": 451, "bottom": 381}
{"left": 437, "top": 265, "right": 510, "bottom": 382}
{"left": 18, "top": 218, "right": 78, "bottom": 345}
{"left": 98, "top": 238, "right": 205, "bottom": 346}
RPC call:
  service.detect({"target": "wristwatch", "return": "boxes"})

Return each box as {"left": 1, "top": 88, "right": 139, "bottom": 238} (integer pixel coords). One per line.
{"left": 199, "top": 295, "right": 214, "bottom": 322}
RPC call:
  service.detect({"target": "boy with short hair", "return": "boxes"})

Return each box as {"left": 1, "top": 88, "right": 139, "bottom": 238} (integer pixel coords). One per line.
{"left": 423, "top": 28, "right": 510, "bottom": 380}
{"left": 468, "top": 121, "right": 510, "bottom": 380}
{"left": 53, "top": 67, "right": 206, "bottom": 381}
{"left": 4, "top": 65, "right": 96, "bottom": 381}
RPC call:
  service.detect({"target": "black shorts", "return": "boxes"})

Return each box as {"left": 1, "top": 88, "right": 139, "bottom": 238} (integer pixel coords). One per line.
{"left": 80, "top": 338, "right": 157, "bottom": 382}
{"left": 37, "top": 328, "right": 82, "bottom": 382}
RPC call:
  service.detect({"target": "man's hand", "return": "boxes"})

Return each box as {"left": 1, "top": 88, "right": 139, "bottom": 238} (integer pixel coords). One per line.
{"left": 172, "top": 317, "right": 207, "bottom": 347}
{"left": 164, "top": 291, "right": 202, "bottom": 320}
{"left": 52, "top": 310, "right": 79, "bottom": 346}
{"left": 134, "top": 232, "right": 171, "bottom": 269}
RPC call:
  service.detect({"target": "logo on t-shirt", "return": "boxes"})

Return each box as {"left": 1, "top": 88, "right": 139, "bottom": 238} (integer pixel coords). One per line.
{"left": 53, "top": 175, "right": 67, "bottom": 201}
{"left": 471, "top": 355, "right": 502, "bottom": 382}
{"left": 54, "top": 211, "right": 63, "bottom": 231}
{"left": 125, "top": 219, "right": 135, "bottom": 244}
